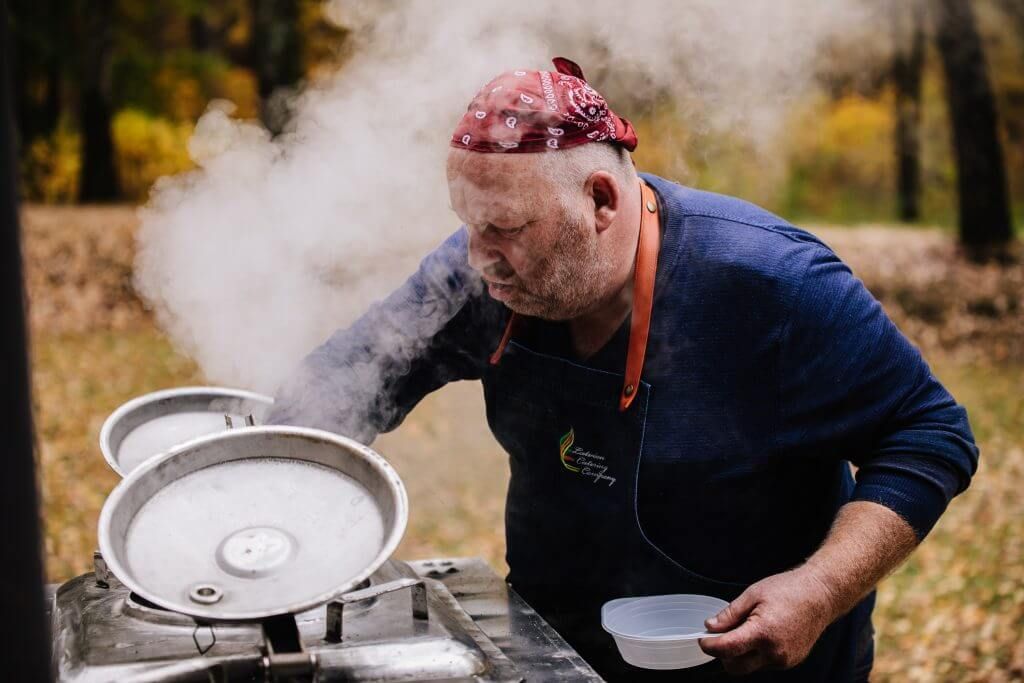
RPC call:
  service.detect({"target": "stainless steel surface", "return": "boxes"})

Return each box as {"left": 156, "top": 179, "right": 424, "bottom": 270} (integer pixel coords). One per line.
{"left": 47, "top": 558, "right": 607, "bottom": 682}
{"left": 100, "top": 386, "right": 274, "bottom": 476}
{"left": 410, "top": 558, "right": 604, "bottom": 682}
{"left": 98, "top": 426, "right": 408, "bottom": 621}
{"left": 325, "top": 576, "right": 429, "bottom": 642}
{"left": 92, "top": 550, "right": 111, "bottom": 588}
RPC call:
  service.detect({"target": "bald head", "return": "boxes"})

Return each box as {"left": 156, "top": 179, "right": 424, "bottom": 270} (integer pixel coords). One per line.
{"left": 447, "top": 143, "right": 635, "bottom": 211}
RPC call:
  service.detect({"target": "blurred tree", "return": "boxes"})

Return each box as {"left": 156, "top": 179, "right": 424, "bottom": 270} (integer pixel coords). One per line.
{"left": 112, "top": 1, "right": 231, "bottom": 119}
{"left": 9, "top": 0, "right": 64, "bottom": 151}
{"left": 994, "top": 0, "right": 1024, "bottom": 45}
{"left": 76, "top": 0, "right": 120, "bottom": 201}
{"left": 299, "top": 1, "right": 352, "bottom": 81}
{"left": 934, "top": 0, "right": 1014, "bottom": 254}
{"left": 183, "top": 1, "right": 249, "bottom": 65}
{"left": 249, "top": 0, "right": 301, "bottom": 134}
{"left": 0, "top": 4, "right": 51, "bottom": 678}
{"left": 892, "top": 0, "right": 925, "bottom": 222}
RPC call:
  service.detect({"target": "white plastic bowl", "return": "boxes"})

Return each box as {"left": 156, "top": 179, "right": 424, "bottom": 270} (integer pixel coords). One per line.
{"left": 601, "top": 594, "right": 729, "bottom": 670}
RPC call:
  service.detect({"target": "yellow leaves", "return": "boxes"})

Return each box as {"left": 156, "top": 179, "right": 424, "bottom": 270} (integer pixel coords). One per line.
{"left": 217, "top": 67, "right": 260, "bottom": 120}
{"left": 21, "top": 125, "right": 81, "bottom": 204}
{"left": 783, "top": 93, "right": 897, "bottom": 217}
{"left": 620, "top": 92, "right": 903, "bottom": 218}
{"left": 20, "top": 110, "right": 197, "bottom": 203}
{"left": 630, "top": 103, "right": 694, "bottom": 184}
{"left": 818, "top": 93, "right": 894, "bottom": 161}
{"left": 153, "top": 66, "right": 206, "bottom": 123}
{"left": 112, "top": 109, "right": 194, "bottom": 201}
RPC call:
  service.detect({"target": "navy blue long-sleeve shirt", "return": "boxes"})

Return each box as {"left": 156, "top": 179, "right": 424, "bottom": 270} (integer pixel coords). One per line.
{"left": 271, "top": 174, "right": 979, "bottom": 568}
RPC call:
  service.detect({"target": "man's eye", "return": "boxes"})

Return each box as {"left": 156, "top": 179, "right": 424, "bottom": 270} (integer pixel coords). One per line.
{"left": 472, "top": 223, "right": 526, "bottom": 237}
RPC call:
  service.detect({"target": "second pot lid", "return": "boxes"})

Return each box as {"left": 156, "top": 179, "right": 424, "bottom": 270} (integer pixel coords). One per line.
{"left": 100, "top": 386, "right": 274, "bottom": 477}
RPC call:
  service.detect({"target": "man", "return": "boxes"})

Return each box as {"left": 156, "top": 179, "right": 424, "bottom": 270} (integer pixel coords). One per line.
{"left": 269, "top": 59, "right": 978, "bottom": 681}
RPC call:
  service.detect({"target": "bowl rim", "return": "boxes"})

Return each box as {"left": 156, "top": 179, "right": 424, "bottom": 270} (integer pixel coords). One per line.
{"left": 601, "top": 594, "right": 728, "bottom": 642}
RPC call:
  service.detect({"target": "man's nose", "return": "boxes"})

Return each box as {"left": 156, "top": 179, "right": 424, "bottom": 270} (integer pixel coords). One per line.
{"left": 466, "top": 225, "right": 503, "bottom": 273}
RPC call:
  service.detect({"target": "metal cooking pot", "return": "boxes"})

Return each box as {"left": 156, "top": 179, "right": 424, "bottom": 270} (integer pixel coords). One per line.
{"left": 97, "top": 426, "right": 408, "bottom": 621}
{"left": 100, "top": 386, "right": 275, "bottom": 477}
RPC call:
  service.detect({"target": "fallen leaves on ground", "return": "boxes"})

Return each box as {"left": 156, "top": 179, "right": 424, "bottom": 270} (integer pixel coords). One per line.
{"left": 21, "top": 207, "right": 1024, "bottom": 682}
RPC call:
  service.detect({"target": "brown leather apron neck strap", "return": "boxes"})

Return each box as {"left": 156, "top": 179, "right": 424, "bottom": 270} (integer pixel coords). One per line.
{"left": 489, "top": 309, "right": 521, "bottom": 365}
{"left": 489, "top": 180, "right": 662, "bottom": 412}
{"left": 619, "top": 180, "right": 660, "bottom": 411}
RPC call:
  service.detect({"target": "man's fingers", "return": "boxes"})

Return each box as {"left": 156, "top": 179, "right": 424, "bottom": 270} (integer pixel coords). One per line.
{"left": 706, "top": 588, "right": 758, "bottom": 632}
{"left": 699, "top": 620, "right": 762, "bottom": 659}
{"left": 720, "top": 650, "right": 769, "bottom": 676}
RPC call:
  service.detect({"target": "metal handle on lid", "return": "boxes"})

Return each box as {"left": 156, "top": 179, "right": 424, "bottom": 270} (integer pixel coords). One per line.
{"left": 223, "top": 413, "right": 256, "bottom": 429}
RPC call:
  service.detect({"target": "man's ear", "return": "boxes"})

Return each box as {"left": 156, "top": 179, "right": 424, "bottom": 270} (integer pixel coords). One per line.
{"left": 586, "top": 171, "right": 620, "bottom": 233}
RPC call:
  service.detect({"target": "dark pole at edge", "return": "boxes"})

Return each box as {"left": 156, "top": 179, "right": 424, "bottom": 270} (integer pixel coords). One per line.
{"left": 0, "top": 0, "right": 53, "bottom": 680}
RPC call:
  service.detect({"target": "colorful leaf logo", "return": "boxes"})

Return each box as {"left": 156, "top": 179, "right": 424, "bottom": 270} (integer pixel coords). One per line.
{"left": 559, "top": 428, "right": 580, "bottom": 472}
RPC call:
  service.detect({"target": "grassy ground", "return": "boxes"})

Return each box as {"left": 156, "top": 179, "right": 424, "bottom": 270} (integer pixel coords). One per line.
{"left": 23, "top": 206, "right": 1024, "bottom": 681}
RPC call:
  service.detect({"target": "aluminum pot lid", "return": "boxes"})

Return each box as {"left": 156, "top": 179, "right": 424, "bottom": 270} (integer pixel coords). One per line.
{"left": 98, "top": 426, "right": 408, "bottom": 621}
{"left": 100, "top": 386, "right": 274, "bottom": 477}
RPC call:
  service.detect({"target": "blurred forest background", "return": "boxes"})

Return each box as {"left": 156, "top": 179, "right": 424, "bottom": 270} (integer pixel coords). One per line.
{"left": 9, "top": 1, "right": 1024, "bottom": 681}
{"left": 10, "top": 0, "right": 1024, "bottom": 244}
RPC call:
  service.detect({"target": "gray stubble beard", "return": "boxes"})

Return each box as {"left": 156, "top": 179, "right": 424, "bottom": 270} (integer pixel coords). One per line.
{"left": 504, "top": 206, "right": 615, "bottom": 321}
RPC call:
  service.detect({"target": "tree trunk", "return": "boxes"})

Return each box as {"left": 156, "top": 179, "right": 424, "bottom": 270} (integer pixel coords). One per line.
{"left": 10, "top": 0, "right": 63, "bottom": 149}
{"left": 0, "top": 4, "right": 52, "bottom": 680}
{"left": 188, "top": 12, "right": 212, "bottom": 52}
{"left": 892, "top": 0, "right": 925, "bottom": 222}
{"left": 934, "top": 0, "right": 1014, "bottom": 254}
{"left": 250, "top": 0, "right": 302, "bottom": 134}
{"left": 76, "top": 0, "right": 119, "bottom": 201}
{"left": 78, "top": 86, "right": 118, "bottom": 201}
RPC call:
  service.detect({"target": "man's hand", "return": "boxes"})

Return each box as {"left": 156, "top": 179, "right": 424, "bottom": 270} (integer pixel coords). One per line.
{"left": 699, "top": 501, "right": 919, "bottom": 675}
{"left": 698, "top": 566, "right": 838, "bottom": 675}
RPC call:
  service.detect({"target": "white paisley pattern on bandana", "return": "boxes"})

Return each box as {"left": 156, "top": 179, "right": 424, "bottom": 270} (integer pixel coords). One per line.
{"left": 450, "top": 58, "right": 637, "bottom": 153}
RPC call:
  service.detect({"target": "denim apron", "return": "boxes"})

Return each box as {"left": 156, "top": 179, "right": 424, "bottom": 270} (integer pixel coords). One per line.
{"left": 482, "top": 182, "right": 871, "bottom": 681}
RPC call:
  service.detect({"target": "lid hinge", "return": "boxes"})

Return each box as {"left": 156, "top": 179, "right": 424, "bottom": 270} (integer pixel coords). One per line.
{"left": 260, "top": 614, "right": 318, "bottom": 682}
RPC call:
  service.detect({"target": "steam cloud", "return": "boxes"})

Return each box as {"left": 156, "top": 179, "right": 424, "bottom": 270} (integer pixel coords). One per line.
{"left": 135, "top": 0, "right": 882, "bottom": 430}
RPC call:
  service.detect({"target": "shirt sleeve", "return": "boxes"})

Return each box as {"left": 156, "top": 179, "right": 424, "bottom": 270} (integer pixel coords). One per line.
{"left": 778, "top": 244, "right": 979, "bottom": 540}
{"left": 265, "top": 228, "right": 504, "bottom": 443}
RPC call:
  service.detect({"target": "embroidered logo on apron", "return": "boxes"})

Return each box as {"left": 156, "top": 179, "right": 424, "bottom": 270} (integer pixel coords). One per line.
{"left": 558, "top": 427, "right": 617, "bottom": 487}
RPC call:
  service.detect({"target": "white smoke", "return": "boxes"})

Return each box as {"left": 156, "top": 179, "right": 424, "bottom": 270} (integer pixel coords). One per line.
{"left": 134, "top": 0, "right": 882, "bottom": 400}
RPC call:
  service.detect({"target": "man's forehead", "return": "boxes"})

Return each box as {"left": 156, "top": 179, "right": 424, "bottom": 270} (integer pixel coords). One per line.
{"left": 447, "top": 149, "right": 550, "bottom": 223}
{"left": 447, "top": 149, "right": 546, "bottom": 187}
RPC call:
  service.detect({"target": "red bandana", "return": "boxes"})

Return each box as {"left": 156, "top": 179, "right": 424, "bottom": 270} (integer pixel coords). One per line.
{"left": 450, "top": 57, "right": 638, "bottom": 154}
